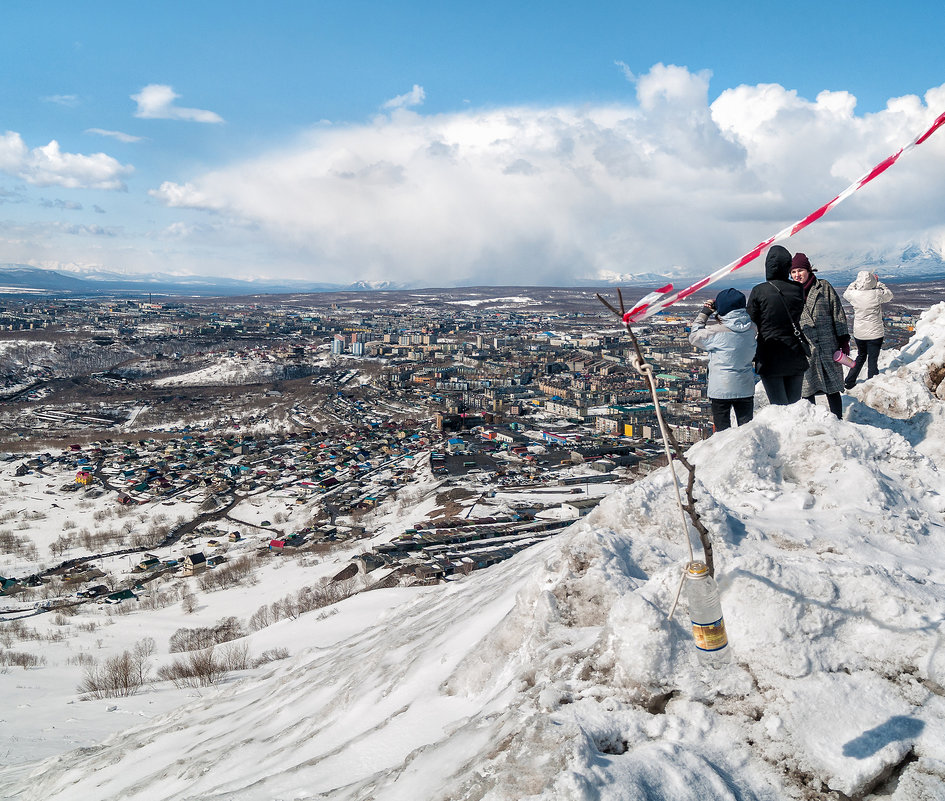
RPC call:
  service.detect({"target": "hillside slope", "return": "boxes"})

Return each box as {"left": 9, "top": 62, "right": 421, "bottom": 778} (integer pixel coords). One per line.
{"left": 3, "top": 307, "right": 945, "bottom": 801}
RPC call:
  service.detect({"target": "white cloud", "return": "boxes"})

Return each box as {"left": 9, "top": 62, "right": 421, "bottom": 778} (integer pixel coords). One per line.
{"left": 614, "top": 61, "right": 636, "bottom": 83}
{"left": 86, "top": 128, "right": 144, "bottom": 143}
{"left": 40, "top": 198, "right": 83, "bottom": 210}
{"left": 636, "top": 62, "right": 713, "bottom": 110}
{"left": 0, "top": 131, "right": 132, "bottom": 190}
{"left": 131, "top": 84, "right": 224, "bottom": 123}
{"left": 146, "top": 65, "right": 945, "bottom": 286}
{"left": 150, "top": 181, "right": 223, "bottom": 211}
{"left": 42, "top": 94, "right": 80, "bottom": 107}
{"left": 382, "top": 85, "right": 426, "bottom": 110}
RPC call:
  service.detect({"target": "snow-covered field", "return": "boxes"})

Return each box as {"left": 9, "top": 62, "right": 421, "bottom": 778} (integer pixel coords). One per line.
{"left": 2, "top": 305, "right": 945, "bottom": 800}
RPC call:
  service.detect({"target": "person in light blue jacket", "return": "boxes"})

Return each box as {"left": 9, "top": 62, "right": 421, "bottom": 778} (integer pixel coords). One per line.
{"left": 689, "top": 288, "right": 758, "bottom": 431}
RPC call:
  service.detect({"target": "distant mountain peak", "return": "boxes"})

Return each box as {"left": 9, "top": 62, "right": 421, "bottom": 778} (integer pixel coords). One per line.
{"left": 345, "top": 280, "right": 406, "bottom": 291}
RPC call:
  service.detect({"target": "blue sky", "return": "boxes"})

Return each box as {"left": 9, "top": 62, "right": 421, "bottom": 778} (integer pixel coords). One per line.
{"left": 2, "top": 0, "right": 944, "bottom": 286}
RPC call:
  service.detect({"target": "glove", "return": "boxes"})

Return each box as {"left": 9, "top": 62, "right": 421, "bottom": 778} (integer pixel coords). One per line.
{"left": 838, "top": 334, "right": 850, "bottom": 355}
{"left": 700, "top": 305, "right": 715, "bottom": 318}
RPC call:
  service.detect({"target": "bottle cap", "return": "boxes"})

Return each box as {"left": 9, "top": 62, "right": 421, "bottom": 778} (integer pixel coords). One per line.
{"left": 687, "top": 560, "right": 709, "bottom": 576}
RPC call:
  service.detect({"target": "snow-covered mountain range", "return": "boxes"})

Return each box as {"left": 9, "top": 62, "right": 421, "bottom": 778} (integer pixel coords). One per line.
{"left": 2, "top": 241, "right": 941, "bottom": 298}
{"left": 0, "top": 264, "right": 414, "bottom": 296}
{"left": 0, "top": 263, "right": 338, "bottom": 296}
{"left": 591, "top": 244, "right": 945, "bottom": 287}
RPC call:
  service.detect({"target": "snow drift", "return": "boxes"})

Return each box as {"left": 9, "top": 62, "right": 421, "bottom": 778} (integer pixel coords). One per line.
{"left": 3, "top": 306, "right": 945, "bottom": 801}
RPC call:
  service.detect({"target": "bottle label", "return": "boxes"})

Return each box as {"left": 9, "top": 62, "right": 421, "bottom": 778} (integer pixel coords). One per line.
{"left": 691, "top": 617, "right": 728, "bottom": 652}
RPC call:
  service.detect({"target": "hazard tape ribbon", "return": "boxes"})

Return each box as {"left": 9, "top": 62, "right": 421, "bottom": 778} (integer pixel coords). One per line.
{"left": 623, "top": 109, "right": 945, "bottom": 323}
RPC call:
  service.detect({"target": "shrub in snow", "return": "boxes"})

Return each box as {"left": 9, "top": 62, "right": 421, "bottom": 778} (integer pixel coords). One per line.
{"left": 254, "top": 647, "right": 290, "bottom": 666}
{"left": 157, "top": 645, "right": 228, "bottom": 688}
{"left": 219, "top": 640, "right": 251, "bottom": 672}
{"left": 0, "top": 650, "right": 45, "bottom": 669}
{"left": 169, "top": 616, "right": 246, "bottom": 653}
{"left": 77, "top": 640, "right": 152, "bottom": 698}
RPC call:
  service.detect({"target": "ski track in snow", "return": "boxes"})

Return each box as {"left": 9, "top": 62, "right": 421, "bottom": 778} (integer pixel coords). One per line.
{"left": 3, "top": 305, "right": 945, "bottom": 799}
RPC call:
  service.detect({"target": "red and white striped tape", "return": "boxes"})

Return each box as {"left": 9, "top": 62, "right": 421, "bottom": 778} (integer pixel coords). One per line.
{"left": 623, "top": 109, "right": 945, "bottom": 323}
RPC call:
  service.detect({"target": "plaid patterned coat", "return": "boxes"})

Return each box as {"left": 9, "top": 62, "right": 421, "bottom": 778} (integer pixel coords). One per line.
{"left": 799, "top": 278, "right": 849, "bottom": 396}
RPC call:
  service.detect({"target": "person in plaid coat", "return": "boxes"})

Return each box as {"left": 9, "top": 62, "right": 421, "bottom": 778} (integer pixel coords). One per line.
{"left": 789, "top": 253, "right": 850, "bottom": 419}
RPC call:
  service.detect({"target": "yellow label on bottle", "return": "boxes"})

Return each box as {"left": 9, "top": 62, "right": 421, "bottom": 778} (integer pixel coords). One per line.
{"left": 691, "top": 617, "right": 728, "bottom": 651}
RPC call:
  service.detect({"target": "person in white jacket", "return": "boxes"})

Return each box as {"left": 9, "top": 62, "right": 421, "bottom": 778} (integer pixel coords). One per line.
{"left": 842, "top": 271, "right": 894, "bottom": 389}
{"left": 689, "top": 288, "right": 757, "bottom": 431}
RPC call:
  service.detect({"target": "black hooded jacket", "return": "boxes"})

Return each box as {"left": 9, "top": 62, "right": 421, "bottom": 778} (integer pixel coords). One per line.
{"left": 746, "top": 245, "right": 809, "bottom": 376}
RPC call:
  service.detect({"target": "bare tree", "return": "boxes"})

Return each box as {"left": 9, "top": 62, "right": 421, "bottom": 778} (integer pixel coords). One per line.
{"left": 197, "top": 555, "right": 258, "bottom": 592}
{"left": 181, "top": 586, "right": 198, "bottom": 614}
{"left": 50, "top": 533, "right": 73, "bottom": 557}
{"left": 219, "top": 641, "right": 251, "bottom": 671}
{"left": 132, "top": 637, "right": 156, "bottom": 685}
{"left": 249, "top": 604, "right": 272, "bottom": 632}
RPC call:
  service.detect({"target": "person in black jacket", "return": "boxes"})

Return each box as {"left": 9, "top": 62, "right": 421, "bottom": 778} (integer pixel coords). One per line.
{"left": 790, "top": 253, "right": 849, "bottom": 420}
{"left": 746, "top": 245, "right": 809, "bottom": 405}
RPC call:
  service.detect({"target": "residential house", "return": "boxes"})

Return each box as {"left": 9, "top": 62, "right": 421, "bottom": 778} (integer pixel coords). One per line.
{"left": 104, "top": 588, "right": 137, "bottom": 604}
{"left": 181, "top": 552, "right": 207, "bottom": 576}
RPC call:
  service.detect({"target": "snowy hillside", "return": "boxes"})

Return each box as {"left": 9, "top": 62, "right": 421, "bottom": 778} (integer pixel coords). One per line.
{"left": 3, "top": 307, "right": 945, "bottom": 800}
{"left": 151, "top": 353, "right": 290, "bottom": 387}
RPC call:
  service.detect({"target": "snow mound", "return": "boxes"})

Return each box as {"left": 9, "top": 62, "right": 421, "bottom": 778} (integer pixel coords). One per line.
{"left": 4, "top": 307, "right": 945, "bottom": 800}
{"left": 847, "top": 301, "right": 945, "bottom": 464}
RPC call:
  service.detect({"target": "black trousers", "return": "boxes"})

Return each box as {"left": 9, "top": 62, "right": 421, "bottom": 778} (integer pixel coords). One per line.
{"left": 805, "top": 392, "right": 843, "bottom": 420}
{"left": 711, "top": 397, "right": 754, "bottom": 431}
{"left": 760, "top": 374, "right": 804, "bottom": 405}
{"left": 845, "top": 337, "right": 883, "bottom": 386}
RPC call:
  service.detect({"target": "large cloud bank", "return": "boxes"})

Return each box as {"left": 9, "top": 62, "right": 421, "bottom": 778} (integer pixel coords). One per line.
{"left": 150, "top": 65, "right": 945, "bottom": 286}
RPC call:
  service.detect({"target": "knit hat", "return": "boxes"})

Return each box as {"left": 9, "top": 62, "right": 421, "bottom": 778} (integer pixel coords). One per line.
{"left": 791, "top": 252, "right": 816, "bottom": 273}
{"left": 714, "top": 288, "right": 747, "bottom": 317}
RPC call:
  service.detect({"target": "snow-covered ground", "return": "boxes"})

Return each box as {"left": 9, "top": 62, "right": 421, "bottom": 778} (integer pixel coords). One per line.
{"left": 151, "top": 354, "right": 288, "bottom": 387}
{"left": 446, "top": 296, "right": 535, "bottom": 307}
{"left": 0, "top": 471, "right": 195, "bottom": 577}
{"left": 2, "top": 305, "right": 945, "bottom": 800}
